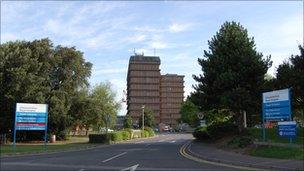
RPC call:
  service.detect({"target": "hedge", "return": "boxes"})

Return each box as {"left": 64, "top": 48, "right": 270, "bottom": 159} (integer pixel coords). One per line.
{"left": 193, "top": 122, "right": 238, "bottom": 141}
{"left": 89, "top": 128, "right": 155, "bottom": 143}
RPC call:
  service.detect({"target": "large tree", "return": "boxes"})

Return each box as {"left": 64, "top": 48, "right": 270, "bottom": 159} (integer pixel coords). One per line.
{"left": 90, "top": 82, "right": 121, "bottom": 131}
{"left": 0, "top": 39, "right": 92, "bottom": 139}
{"left": 0, "top": 39, "right": 53, "bottom": 134}
{"left": 139, "top": 108, "right": 155, "bottom": 128}
{"left": 276, "top": 45, "right": 304, "bottom": 120}
{"left": 180, "top": 99, "right": 200, "bottom": 127}
{"left": 192, "top": 21, "right": 272, "bottom": 130}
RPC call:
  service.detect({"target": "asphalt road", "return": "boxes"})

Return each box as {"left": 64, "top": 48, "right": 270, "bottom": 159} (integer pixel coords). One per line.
{"left": 1, "top": 133, "right": 246, "bottom": 171}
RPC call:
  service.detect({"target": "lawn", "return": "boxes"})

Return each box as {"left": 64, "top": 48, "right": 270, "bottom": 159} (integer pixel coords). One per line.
{"left": 250, "top": 146, "right": 304, "bottom": 160}
{"left": 247, "top": 127, "right": 304, "bottom": 145}
{"left": 0, "top": 136, "right": 95, "bottom": 155}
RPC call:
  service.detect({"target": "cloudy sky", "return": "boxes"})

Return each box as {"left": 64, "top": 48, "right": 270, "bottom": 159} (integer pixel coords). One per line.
{"left": 1, "top": 1, "right": 303, "bottom": 116}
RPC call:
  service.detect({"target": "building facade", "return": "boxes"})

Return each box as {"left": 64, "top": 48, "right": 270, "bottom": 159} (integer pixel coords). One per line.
{"left": 160, "top": 74, "right": 184, "bottom": 126}
{"left": 127, "top": 55, "right": 161, "bottom": 124}
{"left": 127, "top": 54, "right": 184, "bottom": 127}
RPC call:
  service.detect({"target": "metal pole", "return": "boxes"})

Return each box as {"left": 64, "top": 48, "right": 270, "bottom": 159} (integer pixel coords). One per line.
{"left": 44, "top": 104, "right": 48, "bottom": 150}
{"left": 243, "top": 111, "right": 247, "bottom": 128}
{"left": 13, "top": 103, "right": 17, "bottom": 151}
{"left": 142, "top": 105, "right": 145, "bottom": 131}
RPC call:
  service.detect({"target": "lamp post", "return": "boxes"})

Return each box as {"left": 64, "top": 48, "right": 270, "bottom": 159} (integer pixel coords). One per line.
{"left": 141, "top": 105, "right": 145, "bottom": 131}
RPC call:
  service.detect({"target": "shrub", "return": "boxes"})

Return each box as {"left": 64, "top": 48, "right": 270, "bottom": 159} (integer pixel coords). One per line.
{"left": 89, "top": 134, "right": 111, "bottom": 143}
{"left": 207, "top": 122, "right": 238, "bottom": 139}
{"left": 141, "top": 130, "right": 149, "bottom": 138}
{"left": 110, "top": 131, "right": 123, "bottom": 142}
{"left": 193, "top": 126, "right": 210, "bottom": 140}
{"left": 228, "top": 136, "right": 253, "bottom": 148}
{"left": 144, "top": 127, "right": 155, "bottom": 137}
{"left": 121, "top": 130, "right": 131, "bottom": 140}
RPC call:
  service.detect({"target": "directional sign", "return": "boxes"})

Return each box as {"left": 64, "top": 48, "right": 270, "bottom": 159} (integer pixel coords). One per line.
{"left": 197, "top": 112, "right": 204, "bottom": 119}
{"left": 262, "top": 89, "right": 291, "bottom": 121}
{"left": 278, "top": 121, "right": 297, "bottom": 138}
{"left": 15, "top": 103, "right": 48, "bottom": 130}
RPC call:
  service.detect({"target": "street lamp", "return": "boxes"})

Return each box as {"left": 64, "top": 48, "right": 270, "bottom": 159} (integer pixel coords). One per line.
{"left": 141, "top": 105, "right": 145, "bottom": 131}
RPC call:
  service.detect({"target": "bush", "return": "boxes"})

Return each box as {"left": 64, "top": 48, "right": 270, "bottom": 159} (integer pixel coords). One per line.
{"left": 89, "top": 134, "right": 111, "bottom": 143}
{"left": 110, "top": 132, "right": 123, "bottom": 142}
{"left": 121, "top": 130, "right": 131, "bottom": 140}
{"left": 228, "top": 136, "right": 253, "bottom": 148}
{"left": 207, "top": 122, "right": 238, "bottom": 139}
{"left": 144, "top": 127, "right": 155, "bottom": 137}
{"left": 193, "top": 126, "right": 210, "bottom": 140}
{"left": 141, "top": 130, "right": 149, "bottom": 138}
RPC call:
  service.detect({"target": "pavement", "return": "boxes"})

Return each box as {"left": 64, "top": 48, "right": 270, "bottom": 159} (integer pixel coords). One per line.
{"left": 1, "top": 133, "right": 303, "bottom": 171}
{"left": 184, "top": 140, "right": 304, "bottom": 171}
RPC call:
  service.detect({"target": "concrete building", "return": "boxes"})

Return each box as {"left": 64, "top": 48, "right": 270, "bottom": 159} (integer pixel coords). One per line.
{"left": 160, "top": 74, "right": 184, "bottom": 126}
{"left": 127, "top": 55, "right": 161, "bottom": 124}
{"left": 127, "top": 54, "right": 184, "bottom": 127}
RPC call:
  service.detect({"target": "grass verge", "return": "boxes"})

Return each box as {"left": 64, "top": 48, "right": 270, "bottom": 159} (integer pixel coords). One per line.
{"left": 248, "top": 128, "right": 304, "bottom": 145}
{"left": 0, "top": 143, "right": 97, "bottom": 155}
{"left": 249, "top": 146, "right": 304, "bottom": 160}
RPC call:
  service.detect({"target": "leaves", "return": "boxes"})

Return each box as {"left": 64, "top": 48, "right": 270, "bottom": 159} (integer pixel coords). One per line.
{"left": 192, "top": 21, "right": 272, "bottom": 128}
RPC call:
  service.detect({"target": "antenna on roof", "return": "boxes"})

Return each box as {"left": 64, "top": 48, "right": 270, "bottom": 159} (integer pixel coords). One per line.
{"left": 133, "top": 48, "right": 136, "bottom": 55}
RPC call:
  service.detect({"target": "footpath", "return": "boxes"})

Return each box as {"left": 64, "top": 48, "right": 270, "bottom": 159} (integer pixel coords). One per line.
{"left": 186, "top": 140, "right": 303, "bottom": 171}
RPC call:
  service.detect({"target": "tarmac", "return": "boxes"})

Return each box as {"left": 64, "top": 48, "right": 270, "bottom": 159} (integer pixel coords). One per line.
{"left": 185, "top": 140, "right": 304, "bottom": 171}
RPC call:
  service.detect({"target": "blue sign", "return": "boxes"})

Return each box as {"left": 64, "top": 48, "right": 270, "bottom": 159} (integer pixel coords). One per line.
{"left": 262, "top": 89, "right": 291, "bottom": 121}
{"left": 13, "top": 103, "right": 49, "bottom": 147}
{"left": 278, "top": 121, "right": 297, "bottom": 138}
{"left": 15, "top": 103, "right": 48, "bottom": 131}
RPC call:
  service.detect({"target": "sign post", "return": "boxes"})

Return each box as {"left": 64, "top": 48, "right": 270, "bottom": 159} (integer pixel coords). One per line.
{"left": 262, "top": 89, "right": 291, "bottom": 142}
{"left": 14, "top": 103, "right": 48, "bottom": 149}
{"left": 197, "top": 112, "right": 206, "bottom": 127}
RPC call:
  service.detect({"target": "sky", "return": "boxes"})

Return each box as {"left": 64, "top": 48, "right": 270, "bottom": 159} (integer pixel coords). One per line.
{"left": 1, "top": 1, "right": 303, "bottom": 116}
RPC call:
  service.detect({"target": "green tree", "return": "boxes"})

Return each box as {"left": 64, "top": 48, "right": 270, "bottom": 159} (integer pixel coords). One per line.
{"left": 139, "top": 108, "right": 155, "bottom": 128}
{"left": 0, "top": 39, "right": 92, "bottom": 140}
{"left": 90, "top": 82, "right": 121, "bottom": 130}
{"left": 0, "top": 39, "right": 53, "bottom": 133}
{"left": 276, "top": 45, "right": 304, "bottom": 121}
{"left": 69, "top": 88, "right": 96, "bottom": 135}
{"left": 123, "top": 114, "right": 133, "bottom": 128}
{"left": 192, "top": 21, "right": 272, "bottom": 131}
{"left": 48, "top": 46, "right": 92, "bottom": 139}
{"left": 180, "top": 99, "right": 200, "bottom": 127}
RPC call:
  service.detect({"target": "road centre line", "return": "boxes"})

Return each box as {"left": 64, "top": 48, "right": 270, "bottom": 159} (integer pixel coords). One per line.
{"left": 102, "top": 152, "right": 127, "bottom": 163}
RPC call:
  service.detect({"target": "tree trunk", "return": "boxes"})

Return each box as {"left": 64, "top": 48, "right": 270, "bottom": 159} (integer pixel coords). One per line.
{"left": 237, "top": 110, "right": 244, "bottom": 133}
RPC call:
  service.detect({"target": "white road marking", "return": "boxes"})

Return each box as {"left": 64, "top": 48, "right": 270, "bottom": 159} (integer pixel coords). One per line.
{"left": 102, "top": 152, "right": 127, "bottom": 163}
{"left": 135, "top": 141, "right": 144, "bottom": 144}
{"left": 120, "top": 164, "right": 139, "bottom": 171}
{"left": 170, "top": 140, "right": 176, "bottom": 143}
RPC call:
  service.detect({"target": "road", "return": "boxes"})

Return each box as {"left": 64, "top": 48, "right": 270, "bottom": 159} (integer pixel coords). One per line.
{"left": 1, "top": 133, "right": 247, "bottom": 171}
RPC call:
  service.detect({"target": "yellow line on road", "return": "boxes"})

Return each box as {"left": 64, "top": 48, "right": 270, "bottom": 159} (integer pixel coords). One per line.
{"left": 179, "top": 141, "right": 268, "bottom": 171}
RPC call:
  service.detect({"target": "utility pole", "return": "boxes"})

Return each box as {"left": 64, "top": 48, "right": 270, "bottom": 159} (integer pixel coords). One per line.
{"left": 142, "top": 105, "right": 145, "bottom": 131}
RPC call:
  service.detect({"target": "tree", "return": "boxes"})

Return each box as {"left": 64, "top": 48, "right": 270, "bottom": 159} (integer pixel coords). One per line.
{"left": 139, "top": 108, "right": 155, "bottom": 128}
{"left": 192, "top": 21, "right": 272, "bottom": 131}
{"left": 276, "top": 45, "right": 304, "bottom": 121}
{"left": 123, "top": 114, "right": 133, "bottom": 129}
{"left": 0, "top": 39, "right": 53, "bottom": 134}
{"left": 180, "top": 99, "right": 200, "bottom": 127}
{"left": 48, "top": 46, "right": 92, "bottom": 139}
{"left": 90, "top": 82, "right": 121, "bottom": 131}
{"left": 0, "top": 39, "right": 92, "bottom": 140}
